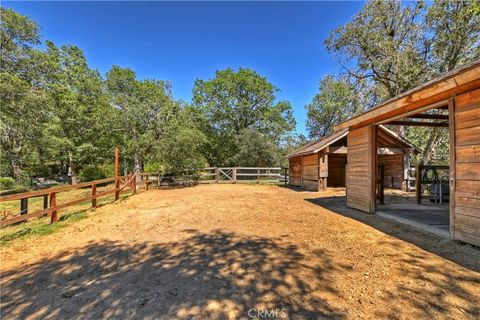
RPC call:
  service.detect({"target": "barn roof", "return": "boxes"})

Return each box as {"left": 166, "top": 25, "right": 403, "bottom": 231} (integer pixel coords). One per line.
{"left": 287, "top": 126, "right": 416, "bottom": 159}
{"left": 287, "top": 129, "right": 348, "bottom": 158}
{"left": 334, "top": 59, "right": 480, "bottom": 131}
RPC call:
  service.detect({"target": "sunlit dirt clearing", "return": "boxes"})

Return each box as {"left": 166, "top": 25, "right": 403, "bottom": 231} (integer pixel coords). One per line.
{"left": 1, "top": 184, "right": 479, "bottom": 319}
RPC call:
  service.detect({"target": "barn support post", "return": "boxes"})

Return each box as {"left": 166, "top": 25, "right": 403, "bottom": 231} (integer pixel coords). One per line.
{"left": 416, "top": 164, "right": 423, "bottom": 204}
{"left": 368, "top": 125, "right": 377, "bottom": 213}
{"left": 50, "top": 192, "right": 57, "bottom": 223}
{"left": 114, "top": 146, "right": 120, "bottom": 201}
{"left": 448, "top": 97, "right": 456, "bottom": 238}
{"left": 379, "top": 164, "right": 385, "bottom": 204}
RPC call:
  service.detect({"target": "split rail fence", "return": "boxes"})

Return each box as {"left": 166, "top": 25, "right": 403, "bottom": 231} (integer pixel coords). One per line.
{"left": 188, "top": 167, "right": 288, "bottom": 185}
{"left": 0, "top": 166, "right": 287, "bottom": 228}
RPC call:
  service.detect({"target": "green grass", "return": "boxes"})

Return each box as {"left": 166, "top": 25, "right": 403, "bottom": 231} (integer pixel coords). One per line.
{"left": 0, "top": 209, "right": 89, "bottom": 246}
{"left": 0, "top": 190, "right": 132, "bottom": 247}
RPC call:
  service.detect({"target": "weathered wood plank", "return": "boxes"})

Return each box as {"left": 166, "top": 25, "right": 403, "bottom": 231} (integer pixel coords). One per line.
{"left": 455, "top": 125, "right": 480, "bottom": 146}
{"left": 455, "top": 145, "right": 480, "bottom": 163}
{"left": 456, "top": 163, "right": 480, "bottom": 180}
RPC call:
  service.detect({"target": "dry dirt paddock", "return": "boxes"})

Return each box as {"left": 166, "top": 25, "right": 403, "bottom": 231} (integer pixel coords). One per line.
{"left": 1, "top": 184, "right": 479, "bottom": 320}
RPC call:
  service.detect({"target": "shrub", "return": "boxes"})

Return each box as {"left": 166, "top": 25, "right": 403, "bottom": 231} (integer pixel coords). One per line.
{"left": 144, "top": 162, "right": 163, "bottom": 173}
{"left": 78, "top": 164, "right": 114, "bottom": 182}
{"left": 0, "top": 177, "right": 15, "bottom": 190}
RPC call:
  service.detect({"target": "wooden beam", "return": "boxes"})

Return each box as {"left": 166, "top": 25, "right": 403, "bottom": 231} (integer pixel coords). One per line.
{"left": 448, "top": 98, "right": 456, "bottom": 239}
{"left": 334, "top": 62, "right": 480, "bottom": 131}
{"left": 386, "top": 121, "right": 449, "bottom": 127}
{"left": 368, "top": 125, "right": 377, "bottom": 213}
{"left": 329, "top": 146, "right": 347, "bottom": 154}
{"left": 406, "top": 114, "right": 448, "bottom": 120}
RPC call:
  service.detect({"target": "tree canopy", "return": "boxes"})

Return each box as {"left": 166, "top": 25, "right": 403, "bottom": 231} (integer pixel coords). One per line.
{"left": 0, "top": 8, "right": 298, "bottom": 187}
{"left": 309, "top": 0, "right": 480, "bottom": 164}
{"left": 193, "top": 68, "right": 295, "bottom": 166}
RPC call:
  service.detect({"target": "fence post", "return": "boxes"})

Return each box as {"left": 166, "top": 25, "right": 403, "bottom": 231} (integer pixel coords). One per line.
{"left": 257, "top": 169, "right": 260, "bottom": 184}
{"left": 146, "top": 175, "right": 149, "bottom": 190}
{"left": 43, "top": 194, "right": 48, "bottom": 210}
{"left": 50, "top": 192, "right": 57, "bottom": 223}
{"left": 92, "top": 184, "right": 97, "bottom": 208}
{"left": 284, "top": 168, "right": 288, "bottom": 186}
{"left": 115, "top": 146, "right": 120, "bottom": 201}
{"left": 20, "top": 198, "right": 28, "bottom": 215}
{"left": 416, "top": 164, "right": 422, "bottom": 204}
{"left": 233, "top": 168, "right": 237, "bottom": 183}
{"left": 215, "top": 168, "right": 219, "bottom": 183}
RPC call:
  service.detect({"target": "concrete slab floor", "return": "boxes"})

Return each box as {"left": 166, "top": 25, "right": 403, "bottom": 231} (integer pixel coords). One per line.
{"left": 376, "top": 203, "right": 450, "bottom": 238}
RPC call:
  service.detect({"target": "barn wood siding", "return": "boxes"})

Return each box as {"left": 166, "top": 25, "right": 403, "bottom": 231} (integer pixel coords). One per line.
{"left": 346, "top": 126, "right": 376, "bottom": 213}
{"left": 453, "top": 89, "right": 480, "bottom": 246}
{"left": 302, "top": 154, "right": 319, "bottom": 191}
{"left": 378, "top": 154, "right": 404, "bottom": 189}
{"left": 289, "top": 156, "right": 302, "bottom": 186}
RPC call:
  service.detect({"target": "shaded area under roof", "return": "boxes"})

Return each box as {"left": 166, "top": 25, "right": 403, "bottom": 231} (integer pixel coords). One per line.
{"left": 288, "top": 126, "right": 416, "bottom": 159}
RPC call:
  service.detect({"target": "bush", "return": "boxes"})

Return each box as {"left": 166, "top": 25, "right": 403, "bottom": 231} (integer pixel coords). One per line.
{"left": 78, "top": 164, "right": 114, "bottom": 182}
{"left": 144, "top": 162, "right": 163, "bottom": 173}
{"left": 0, "top": 177, "right": 15, "bottom": 190}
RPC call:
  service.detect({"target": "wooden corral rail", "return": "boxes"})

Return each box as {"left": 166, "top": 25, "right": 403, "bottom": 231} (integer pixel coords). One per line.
{"left": 0, "top": 166, "right": 286, "bottom": 228}
{"left": 0, "top": 174, "right": 148, "bottom": 227}
{"left": 197, "top": 167, "right": 288, "bottom": 184}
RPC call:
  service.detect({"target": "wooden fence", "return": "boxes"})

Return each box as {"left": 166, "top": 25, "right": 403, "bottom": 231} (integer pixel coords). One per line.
{"left": 0, "top": 174, "right": 145, "bottom": 227}
{"left": 0, "top": 166, "right": 287, "bottom": 228}
{"left": 158, "top": 167, "right": 288, "bottom": 185}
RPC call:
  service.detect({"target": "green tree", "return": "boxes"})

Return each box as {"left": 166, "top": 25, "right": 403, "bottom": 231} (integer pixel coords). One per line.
{"left": 106, "top": 66, "right": 176, "bottom": 175}
{"left": 149, "top": 104, "right": 207, "bottom": 173}
{"left": 306, "top": 75, "right": 364, "bottom": 138}
{"left": 0, "top": 8, "right": 52, "bottom": 181}
{"left": 43, "top": 43, "right": 113, "bottom": 183}
{"left": 193, "top": 68, "right": 295, "bottom": 166}
{"left": 325, "top": 0, "right": 428, "bottom": 100}
{"left": 323, "top": 0, "right": 480, "bottom": 164}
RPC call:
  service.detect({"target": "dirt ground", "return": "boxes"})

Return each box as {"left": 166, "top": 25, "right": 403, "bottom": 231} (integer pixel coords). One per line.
{"left": 1, "top": 184, "right": 479, "bottom": 319}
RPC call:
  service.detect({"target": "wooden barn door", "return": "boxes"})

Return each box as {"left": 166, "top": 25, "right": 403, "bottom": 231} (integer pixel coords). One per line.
{"left": 302, "top": 154, "right": 319, "bottom": 191}
{"left": 451, "top": 89, "right": 480, "bottom": 246}
{"left": 346, "top": 126, "right": 377, "bottom": 213}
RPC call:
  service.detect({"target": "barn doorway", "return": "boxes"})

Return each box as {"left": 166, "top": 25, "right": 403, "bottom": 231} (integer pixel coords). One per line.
{"left": 375, "top": 102, "right": 451, "bottom": 237}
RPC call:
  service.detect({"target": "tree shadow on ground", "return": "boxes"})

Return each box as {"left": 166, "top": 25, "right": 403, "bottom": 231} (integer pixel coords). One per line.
{"left": 306, "top": 195, "right": 480, "bottom": 271}
{"left": 306, "top": 195, "right": 480, "bottom": 319}
{"left": 1, "top": 230, "right": 348, "bottom": 319}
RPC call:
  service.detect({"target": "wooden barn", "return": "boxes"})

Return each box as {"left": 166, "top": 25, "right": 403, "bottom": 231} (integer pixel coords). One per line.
{"left": 333, "top": 59, "right": 480, "bottom": 247}
{"left": 288, "top": 126, "right": 416, "bottom": 191}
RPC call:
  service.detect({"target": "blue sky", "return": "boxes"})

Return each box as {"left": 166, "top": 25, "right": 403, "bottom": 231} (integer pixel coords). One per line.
{"left": 4, "top": 1, "right": 364, "bottom": 135}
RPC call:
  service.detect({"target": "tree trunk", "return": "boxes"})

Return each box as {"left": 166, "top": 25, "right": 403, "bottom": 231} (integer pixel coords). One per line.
{"left": 421, "top": 128, "right": 442, "bottom": 164}
{"left": 134, "top": 153, "right": 142, "bottom": 183}
{"left": 69, "top": 153, "right": 78, "bottom": 185}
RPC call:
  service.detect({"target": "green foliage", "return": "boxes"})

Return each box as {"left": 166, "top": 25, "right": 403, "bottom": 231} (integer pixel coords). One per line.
{"left": 306, "top": 75, "right": 364, "bottom": 138}
{"left": 78, "top": 164, "right": 114, "bottom": 182}
{"left": 144, "top": 162, "right": 163, "bottom": 174}
{"left": 193, "top": 68, "right": 295, "bottom": 166}
{"left": 0, "top": 177, "right": 15, "bottom": 190}
{"left": 318, "top": 0, "right": 480, "bottom": 164}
